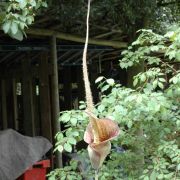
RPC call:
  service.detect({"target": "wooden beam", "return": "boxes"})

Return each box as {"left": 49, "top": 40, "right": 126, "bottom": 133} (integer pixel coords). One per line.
{"left": 26, "top": 28, "right": 127, "bottom": 49}
{"left": 50, "top": 36, "right": 62, "bottom": 167}
{"left": 62, "top": 51, "right": 82, "bottom": 65}
{"left": 89, "top": 51, "right": 104, "bottom": 61}
{"left": 57, "top": 50, "right": 73, "bottom": 61}
{"left": 71, "top": 51, "right": 95, "bottom": 65}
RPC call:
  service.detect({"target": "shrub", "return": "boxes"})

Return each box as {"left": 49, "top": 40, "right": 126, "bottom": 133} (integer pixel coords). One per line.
{"left": 48, "top": 27, "right": 180, "bottom": 180}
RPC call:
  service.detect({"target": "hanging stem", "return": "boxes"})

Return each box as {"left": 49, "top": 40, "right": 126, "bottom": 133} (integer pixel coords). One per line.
{"left": 95, "top": 170, "right": 99, "bottom": 180}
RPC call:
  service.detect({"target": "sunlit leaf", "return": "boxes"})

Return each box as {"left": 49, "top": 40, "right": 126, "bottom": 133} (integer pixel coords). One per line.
{"left": 95, "top": 76, "right": 104, "bottom": 83}
{"left": 64, "top": 143, "right": 72, "bottom": 153}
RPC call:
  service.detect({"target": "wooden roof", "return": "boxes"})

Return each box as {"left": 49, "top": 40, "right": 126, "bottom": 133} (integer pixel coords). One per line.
{"left": 0, "top": 43, "right": 122, "bottom": 67}
{"left": 0, "top": 1, "right": 142, "bottom": 67}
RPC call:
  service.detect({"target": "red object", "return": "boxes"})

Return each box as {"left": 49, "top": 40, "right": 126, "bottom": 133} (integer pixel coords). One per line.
{"left": 17, "top": 160, "right": 50, "bottom": 180}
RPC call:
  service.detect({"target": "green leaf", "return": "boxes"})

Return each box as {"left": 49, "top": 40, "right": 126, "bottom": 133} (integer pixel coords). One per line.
{"left": 158, "top": 82, "right": 164, "bottom": 89}
{"left": 133, "top": 78, "right": 138, "bottom": 86}
{"left": 132, "top": 39, "right": 140, "bottom": 46}
{"left": 143, "top": 169, "right": 149, "bottom": 174}
{"left": 16, "top": 0, "right": 27, "bottom": 9}
{"left": 2, "top": 21, "right": 11, "bottom": 33}
{"left": 164, "top": 31, "right": 175, "bottom": 38}
{"left": 140, "top": 74, "right": 146, "bottom": 82}
{"left": 101, "top": 85, "right": 110, "bottom": 92}
{"left": 71, "top": 131, "right": 79, "bottom": 137}
{"left": 106, "top": 79, "right": 115, "bottom": 86}
{"left": 95, "top": 76, "right": 104, "bottom": 83}
{"left": 167, "top": 50, "right": 176, "bottom": 59}
{"left": 48, "top": 176, "right": 56, "bottom": 180}
{"left": 26, "top": 16, "right": 34, "bottom": 25}
{"left": 144, "top": 176, "right": 149, "bottom": 180}
{"left": 98, "top": 104, "right": 105, "bottom": 112}
{"left": 57, "top": 133, "right": 63, "bottom": 141}
{"left": 68, "top": 137, "right": 76, "bottom": 145}
{"left": 61, "top": 176, "right": 66, "bottom": 180}
{"left": 158, "top": 174, "right": 164, "bottom": 179}
{"left": 70, "top": 160, "right": 78, "bottom": 170}
{"left": 29, "top": 0, "right": 36, "bottom": 7}
{"left": 159, "top": 78, "right": 166, "bottom": 82}
{"left": 177, "top": 164, "right": 180, "bottom": 170}
{"left": 127, "top": 61, "right": 133, "bottom": 66}
{"left": 175, "top": 51, "right": 180, "bottom": 61}
{"left": 64, "top": 143, "right": 72, "bottom": 153}
{"left": 70, "top": 118, "right": 77, "bottom": 126}
{"left": 19, "top": 22, "right": 26, "bottom": 30}
{"left": 150, "top": 45, "right": 159, "bottom": 52}
{"left": 127, "top": 120, "right": 132, "bottom": 128}
{"left": 67, "top": 175, "right": 74, "bottom": 180}
{"left": 79, "top": 104, "right": 86, "bottom": 110}
{"left": 173, "top": 77, "right": 178, "bottom": 84}
{"left": 57, "top": 145, "right": 64, "bottom": 152}
{"left": 153, "top": 80, "right": 158, "bottom": 89}
{"left": 11, "top": 22, "right": 18, "bottom": 35}
{"left": 150, "top": 171, "right": 157, "bottom": 180}
{"left": 42, "top": 2, "right": 48, "bottom": 7}
{"left": 60, "top": 113, "right": 71, "bottom": 122}
{"left": 121, "top": 50, "right": 128, "bottom": 55}
{"left": 10, "top": 30, "right": 23, "bottom": 41}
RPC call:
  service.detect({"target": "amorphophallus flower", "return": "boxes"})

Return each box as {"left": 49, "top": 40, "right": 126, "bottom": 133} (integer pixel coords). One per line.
{"left": 84, "top": 112, "right": 120, "bottom": 170}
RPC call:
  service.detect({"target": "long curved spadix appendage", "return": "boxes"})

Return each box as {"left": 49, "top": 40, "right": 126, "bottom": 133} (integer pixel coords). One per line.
{"left": 82, "top": 0, "right": 120, "bottom": 174}
{"left": 82, "top": 0, "right": 94, "bottom": 113}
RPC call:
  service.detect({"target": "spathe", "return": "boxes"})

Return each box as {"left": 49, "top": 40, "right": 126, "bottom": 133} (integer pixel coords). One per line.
{"left": 84, "top": 116, "right": 119, "bottom": 170}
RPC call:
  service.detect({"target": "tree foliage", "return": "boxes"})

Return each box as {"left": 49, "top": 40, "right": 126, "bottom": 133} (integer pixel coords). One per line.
{"left": 1, "top": 0, "right": 47, "bottom": 40}
{"left": 48, "top": 0, "right": 179, "bottom": 34}
{"left": 1, "top": 0, "right": 179, "bottom": 40}
{"left": 49, "top": 27, "right": 180, "bottom": 179}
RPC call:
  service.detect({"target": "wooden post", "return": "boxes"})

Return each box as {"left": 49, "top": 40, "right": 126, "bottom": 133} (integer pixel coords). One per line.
{"left": 12, "top": 78, "right": 18, "bottom": 130}
{"left": 1, "top": 80, "right": 8, "bottom": 129}
{"left": 22, "top": 54, "right": 35, "bottom": 136}
{"left": 39, "top": 52, "right": 52, "bottom": 141}
{"left": 50, "top": 36, "right": 62, "bottom": 167}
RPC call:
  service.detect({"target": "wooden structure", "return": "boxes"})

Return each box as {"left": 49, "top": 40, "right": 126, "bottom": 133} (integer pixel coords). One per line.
{"left": 0, "top": 41, "right": 126, "bottom": 132}
{"left": 0, "top": 1, "right": 132, "bottom": 167}
{"left": 0, "top": 33, "right": 128, "bottom": 166}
